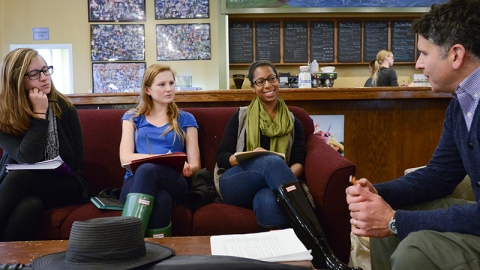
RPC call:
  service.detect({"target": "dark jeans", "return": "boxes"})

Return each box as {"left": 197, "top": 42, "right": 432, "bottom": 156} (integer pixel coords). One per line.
{"left": 0, "top": 170, "right": 83, "bottom": 241}
{"left": 120, "top": 163, "right": 188, "bottom": 229}
{"left": 219, "top": 155, "right": 298, "bottom": 228}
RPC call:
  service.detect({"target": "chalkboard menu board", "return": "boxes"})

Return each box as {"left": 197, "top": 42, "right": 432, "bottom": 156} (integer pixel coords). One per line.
{"left": 255, "top": 22, "right": 281, "bottom": 63}
{"left": 283, "top": 22, "right": 308, "bottom": 63}
{"left": 363, "top": 21, "right": 389, "bottom": 62}
{"left": 310, "top": 22, "right": 335, "bottom": 63}
{"left": 391, "top": 21, "right": 416, "bottom": 62}
{"left": 229, "top": 22, "right": 253, "bottom": 63}
{"left": 338, "top": 22, "right": 362, "bottom": 62}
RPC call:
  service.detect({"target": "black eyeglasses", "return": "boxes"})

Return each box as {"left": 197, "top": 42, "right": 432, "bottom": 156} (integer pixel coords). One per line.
{"left": 24, "top": 66, "right": 54, "bottom": 80}
{"left": 253, "top": 75, "right": 278, "bottom": 86}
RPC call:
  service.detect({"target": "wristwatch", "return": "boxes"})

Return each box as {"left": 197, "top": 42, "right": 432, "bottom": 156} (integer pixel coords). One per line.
{"left": 388, "top": 216, "right": 398, "bottom": 235}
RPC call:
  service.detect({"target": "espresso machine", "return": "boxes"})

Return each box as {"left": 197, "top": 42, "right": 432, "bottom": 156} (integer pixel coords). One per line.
{"left": 311, "top": 72, "right": 337, "bottom": 88}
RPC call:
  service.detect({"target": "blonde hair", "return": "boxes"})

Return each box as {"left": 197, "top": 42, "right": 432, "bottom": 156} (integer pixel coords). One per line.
{"left": 0, "top": 48, "right": 72, "bottom": 136}
{"left": 126, "top": 64, "right": 185, "bottom": 144}
{"left": 371, "top": 50, "right": 393, "bottom": 86}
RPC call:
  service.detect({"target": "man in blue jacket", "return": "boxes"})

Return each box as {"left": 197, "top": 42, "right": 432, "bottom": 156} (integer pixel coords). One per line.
{"left": 346, "top": 0, "right": 480, "bottom": 269}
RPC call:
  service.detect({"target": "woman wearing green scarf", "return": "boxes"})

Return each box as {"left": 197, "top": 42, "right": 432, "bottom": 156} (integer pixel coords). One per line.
{"left": 215, "top": 60, "right": 306, "bottom": 230}
{"left": 215, "top": 61, "right": 352, "bottom": 269}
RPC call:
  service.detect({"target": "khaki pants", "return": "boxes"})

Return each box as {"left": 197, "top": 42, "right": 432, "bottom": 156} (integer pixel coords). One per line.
{"left": 371, "top": 198, "right": 480, "bottom": 270}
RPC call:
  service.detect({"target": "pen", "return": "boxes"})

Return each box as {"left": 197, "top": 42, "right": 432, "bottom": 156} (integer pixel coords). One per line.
{"left": 325, "top": 125, "right": 331, "bottom": 137}
{"left": 349, "top": 175, "right": 357, "bottom": 185}
{"left": 146, "top": 134, "right": 152, "bottom": 155}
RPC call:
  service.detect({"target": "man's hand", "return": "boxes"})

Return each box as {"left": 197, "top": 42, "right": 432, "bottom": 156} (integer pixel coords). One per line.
{"left": 346, "top": 178, "right": 396, "bottom": 238}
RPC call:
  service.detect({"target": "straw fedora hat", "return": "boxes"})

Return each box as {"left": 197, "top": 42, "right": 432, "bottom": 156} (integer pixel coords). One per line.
{"left": 31, "top": 216, "right": 174, "bottom": 270}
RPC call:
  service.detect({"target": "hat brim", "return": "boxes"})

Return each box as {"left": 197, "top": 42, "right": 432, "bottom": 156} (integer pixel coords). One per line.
{"left": 31, "top": 242, "right": 174, "bottom": 270}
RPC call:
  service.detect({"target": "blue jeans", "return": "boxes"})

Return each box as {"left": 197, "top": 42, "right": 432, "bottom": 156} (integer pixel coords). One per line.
{"left": 120, "top": 163, "right": 188, "bottom": 229}
{"left": 219, "top": 155, "right": 297, "bottom": 228}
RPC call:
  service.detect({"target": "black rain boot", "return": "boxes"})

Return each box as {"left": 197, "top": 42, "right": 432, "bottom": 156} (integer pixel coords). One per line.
{"left": 275, "top": 181, "right": 361, "bottom": 270}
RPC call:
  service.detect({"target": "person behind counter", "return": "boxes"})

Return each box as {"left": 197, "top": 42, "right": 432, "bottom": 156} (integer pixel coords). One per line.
{"left": 0, "top": 48, "right": 93, "bottom": 241}
{"left": 346, "top": 0, "right": 480, "bottom": 268}
{"left": 214, "top": 60, "right": 353, "bottom": 269}
{"left": 371, "top": 50, "right": 399, "bottom": 86}
{"left": 364, "top": 59, "right": 376, "bottom": 87}
{"left": 119, "top": 63, "right": 201, "bottom": 238}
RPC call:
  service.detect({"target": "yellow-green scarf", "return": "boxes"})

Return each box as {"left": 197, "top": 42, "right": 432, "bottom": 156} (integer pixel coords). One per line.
{"left": 246, "top": 97, "right": 293, "bottom": 153}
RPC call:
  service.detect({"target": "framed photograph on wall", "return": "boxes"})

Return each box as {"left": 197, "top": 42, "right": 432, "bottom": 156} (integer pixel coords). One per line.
{"left": 91, "top": 24, "right": 145, "bottom": 61}
{"left": 92, "top": 62, "right": 146, "bottom": 93}
{"left": 88, "top": 0, "right": 146, "bottom": 22}
{"left": 155, "top": 0, "right": 209, "bottom": 19}
{"left": 156, "top": 23, "right": 211, "bottom": 61}
{"left": 310, "top": 115, "right": 345, "bottom": 155}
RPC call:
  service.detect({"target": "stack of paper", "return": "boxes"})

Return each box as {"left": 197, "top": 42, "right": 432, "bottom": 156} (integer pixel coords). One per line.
{"left": 5, "top": 156, "right": 74, "bottom": 176}
{"left": 210, "top": 228, "right": 312, "bottom": 263}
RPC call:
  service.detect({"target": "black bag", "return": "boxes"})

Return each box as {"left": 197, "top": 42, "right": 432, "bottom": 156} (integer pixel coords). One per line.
{"left": 185, "top": 168, "right": 222, "bottom": 210}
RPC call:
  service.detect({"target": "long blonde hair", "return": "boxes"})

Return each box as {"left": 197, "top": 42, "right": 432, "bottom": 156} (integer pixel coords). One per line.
{"left": 127, "top": 64, "right": 185, "bottom": 143}
{"left": 0, "top": 48, "right": 72, "bottom": 136}
{"left": 371, "top": 50, "right": 393, "bottom": 86}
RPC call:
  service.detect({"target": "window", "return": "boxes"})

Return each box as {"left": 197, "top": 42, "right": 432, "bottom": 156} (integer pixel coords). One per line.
{"left": 9, "top": 44, "right": 74, "bottom": 94}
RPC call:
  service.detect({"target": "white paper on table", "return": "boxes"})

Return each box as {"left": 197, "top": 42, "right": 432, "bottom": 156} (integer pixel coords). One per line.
{"left": 210, "top": 228, "right": 312, "bottom": 262}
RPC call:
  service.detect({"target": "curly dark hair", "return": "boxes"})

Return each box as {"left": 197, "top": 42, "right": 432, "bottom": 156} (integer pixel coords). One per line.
{"left": 247, "top": 60, "right": 279, "bottom": 86}
{"left": 411, "top": 0, "right": 480, "bottom": 60}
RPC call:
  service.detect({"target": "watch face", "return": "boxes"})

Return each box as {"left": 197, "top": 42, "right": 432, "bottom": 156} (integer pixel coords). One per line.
{"left": 389, "top": 217, "right": 398, "bottom": 234}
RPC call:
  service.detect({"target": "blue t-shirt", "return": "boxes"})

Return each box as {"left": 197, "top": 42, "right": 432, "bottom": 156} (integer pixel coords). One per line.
{"left": 122, "top": 110, "right": 198, "bottom": 178}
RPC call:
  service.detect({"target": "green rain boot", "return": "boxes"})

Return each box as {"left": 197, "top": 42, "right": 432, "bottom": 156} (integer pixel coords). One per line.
{"left": 121, "top": 193, "right": 154, "bottom": 235}
{"left": 146, "top": 221, "right": 172, "bottom": 238}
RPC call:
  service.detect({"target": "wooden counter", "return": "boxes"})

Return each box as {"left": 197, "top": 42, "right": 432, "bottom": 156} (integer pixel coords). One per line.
{"left": 68, "top": 87, "right": 452, "bottom": 183}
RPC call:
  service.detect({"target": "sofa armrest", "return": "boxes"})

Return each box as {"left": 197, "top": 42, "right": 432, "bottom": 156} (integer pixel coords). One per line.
{"left": 304, "top": 134, "right": 356, "bottom": 264}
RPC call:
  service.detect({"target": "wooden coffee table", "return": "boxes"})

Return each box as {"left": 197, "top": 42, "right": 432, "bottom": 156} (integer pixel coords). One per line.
{"left": 0, "top": 236, "right": 313, "bottom": 268}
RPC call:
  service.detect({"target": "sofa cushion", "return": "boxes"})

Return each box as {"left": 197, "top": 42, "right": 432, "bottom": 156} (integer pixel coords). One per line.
{"left": 34, "top": 204, "right": 81, "bottom": 240}
{"left": 171, "top": 205, "right": 193, "bottom": 236}
{"left": 60, "top": 203, "right": 121, "bottom": 239}
{"left": 78, "top": 109, "right": 126, "bottom": 193}
{"left": 191, "top": 203, "right": 259, "bottom": 236}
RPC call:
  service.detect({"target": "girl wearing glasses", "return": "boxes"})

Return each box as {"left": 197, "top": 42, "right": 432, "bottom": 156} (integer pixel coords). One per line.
{"left": 370, "top": 50, "right": 399, "bottom": 87}
{"left": 215, "top": 60, "right": 307, "bottom": 230}
{"left": 214, "top": 60, "right": 351, "bottom": 269}
{"left": 0, "top": 48, "right": 92, "bottom": 241}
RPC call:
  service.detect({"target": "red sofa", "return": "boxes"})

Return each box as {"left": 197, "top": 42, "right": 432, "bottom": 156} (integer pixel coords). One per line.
{"left": 1, "top": 106, "right": 356, "bottom": 263}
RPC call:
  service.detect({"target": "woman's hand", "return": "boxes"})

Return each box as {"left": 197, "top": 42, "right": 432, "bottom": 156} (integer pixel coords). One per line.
{"left": 182, "top": 161, "right": 192, "bottom": 177}
{"left": 28, "top": 88, "right": 48, "bottom": 114}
